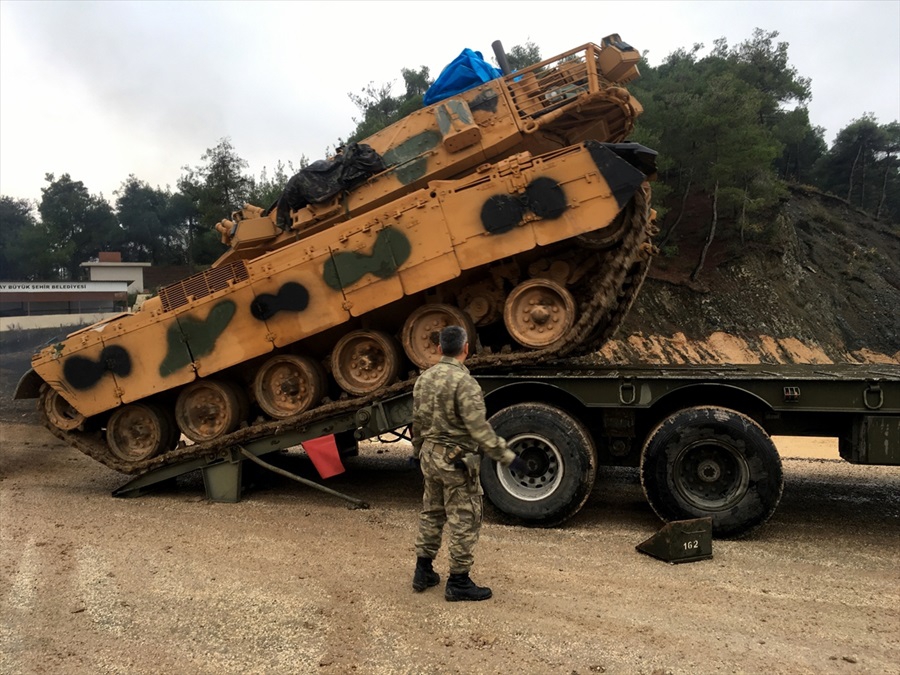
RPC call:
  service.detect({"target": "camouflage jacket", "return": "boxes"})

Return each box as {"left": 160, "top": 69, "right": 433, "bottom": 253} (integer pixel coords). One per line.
{"left": 411, "top": 356, "right": 515, "bottom": 465}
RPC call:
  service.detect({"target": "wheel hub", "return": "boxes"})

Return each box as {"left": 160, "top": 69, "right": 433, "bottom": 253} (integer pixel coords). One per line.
{"left": 497, "top": 434, "right": 564, "bottom": 501}
{"left": 350, "top": 346, "right": 383, "bottom": 380}
{"left": 697, "top": 459, "right": 722, "bottom": 482}
{"left": 673, "top": 441, "right": 750, "bottom": 511}
{"left": 189, "top": 394, "right": 226, "bottom": 431}
{"left": 513, "top": 446, "right": 550, "bottom": 478}
{"left": 274, "top": 370, "right": 300, "bottom": 397}
{"left": 528, "top": 303, "right": 552, "bottom": 325}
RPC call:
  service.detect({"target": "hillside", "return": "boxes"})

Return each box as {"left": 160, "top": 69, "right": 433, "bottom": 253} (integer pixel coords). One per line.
{"left": 597, "top": 185, "right": 900, "bottom": 365}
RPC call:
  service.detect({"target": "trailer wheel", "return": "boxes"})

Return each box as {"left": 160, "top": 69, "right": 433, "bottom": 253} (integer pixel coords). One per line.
{"left": 481, "top": 403, "right": 596, "bottom": 527}
{"left": 640, "top": 406, "right": 783, "bottom": 538}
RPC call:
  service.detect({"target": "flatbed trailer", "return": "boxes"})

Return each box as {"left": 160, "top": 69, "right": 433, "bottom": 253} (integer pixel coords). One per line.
{"left": 473, "top": 362, "right": 899, "bottom": 536}
{"left": 111, "top": 362, "right": 900, "bottom": 537}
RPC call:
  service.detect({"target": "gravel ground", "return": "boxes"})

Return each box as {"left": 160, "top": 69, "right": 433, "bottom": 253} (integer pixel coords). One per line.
{"left": 1, "top": 421, "right": 898, "bottom": 675}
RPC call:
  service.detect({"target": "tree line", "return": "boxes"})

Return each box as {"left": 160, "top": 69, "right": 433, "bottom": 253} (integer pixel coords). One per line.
{"left": 0, "top": 141, "right": 301, "bottom": 281}
{"left": 1, "top": 29, "right": 897, "bottom": 283}
{"left": 626, "top": 29, "right": 899, "bottom": 278}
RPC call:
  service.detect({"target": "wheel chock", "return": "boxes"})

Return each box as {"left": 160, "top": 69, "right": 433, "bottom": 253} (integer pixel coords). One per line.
{"left": 636, "top": 517, "right": 713, "bottom": 564}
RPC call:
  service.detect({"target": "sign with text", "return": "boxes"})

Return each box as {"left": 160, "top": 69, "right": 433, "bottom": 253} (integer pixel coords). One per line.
{"left": 0, "top": 281, "right": 127, "bottom": 293}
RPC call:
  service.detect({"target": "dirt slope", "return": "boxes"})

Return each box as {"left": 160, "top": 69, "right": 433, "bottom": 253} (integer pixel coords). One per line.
{"left": 600, "top": 185, "right": 900, "bottom": 365}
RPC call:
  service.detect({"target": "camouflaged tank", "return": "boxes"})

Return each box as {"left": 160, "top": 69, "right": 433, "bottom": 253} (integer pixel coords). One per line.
{"left": 17, "top": 36, "right": 658, "bottom": 471}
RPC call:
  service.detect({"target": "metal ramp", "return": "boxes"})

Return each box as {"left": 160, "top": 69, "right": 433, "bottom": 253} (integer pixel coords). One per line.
{"left": 112, "top": 392, "right": 415, "bottom": 503}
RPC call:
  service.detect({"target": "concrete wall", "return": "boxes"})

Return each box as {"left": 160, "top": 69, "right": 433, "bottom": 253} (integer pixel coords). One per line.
{"left": 0, "top": 312, "right": 124, "bottom": 333}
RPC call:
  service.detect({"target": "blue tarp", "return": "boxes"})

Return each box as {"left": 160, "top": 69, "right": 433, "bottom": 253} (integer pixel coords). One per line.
{"left": 422, "top": 48, "right": 503, "bottom": 106}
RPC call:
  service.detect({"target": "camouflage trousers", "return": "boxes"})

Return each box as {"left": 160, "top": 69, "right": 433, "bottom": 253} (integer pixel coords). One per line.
{"left": 415, "top": 441, "right": 483, "bottom": 574}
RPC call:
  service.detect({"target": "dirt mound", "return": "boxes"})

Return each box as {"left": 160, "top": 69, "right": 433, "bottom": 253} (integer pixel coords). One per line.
{"left": 610, "top": 185, "right": 900, "bottom": 364}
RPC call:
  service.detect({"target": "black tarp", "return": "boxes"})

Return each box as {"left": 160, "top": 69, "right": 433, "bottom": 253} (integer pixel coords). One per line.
{"left": 274, "top": 143, "right": 385, "bottom": 228}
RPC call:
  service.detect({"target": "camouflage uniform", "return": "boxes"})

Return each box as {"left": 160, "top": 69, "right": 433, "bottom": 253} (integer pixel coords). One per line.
{"left": 413, "top": 355, "right": 516, "bottom": 574}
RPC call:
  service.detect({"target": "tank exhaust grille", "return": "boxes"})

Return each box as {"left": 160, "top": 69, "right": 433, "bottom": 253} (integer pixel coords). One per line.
{"left": 158, "top": 261, "right": 250, "bottom": 312}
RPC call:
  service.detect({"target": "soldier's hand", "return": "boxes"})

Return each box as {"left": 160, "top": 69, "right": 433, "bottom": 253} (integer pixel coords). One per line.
{"left": 407, "top": 456, "right": 421, "bottom": 470}
{"left": 508, "top": 454, "right": 528, "bottom": 474}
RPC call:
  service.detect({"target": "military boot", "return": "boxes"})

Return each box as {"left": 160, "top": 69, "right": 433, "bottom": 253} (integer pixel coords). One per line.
{"left": 412, "top": 557, "right": 440, "bottom": 592}
{"left": 444, "top": 572, "right": 492, "bottom": 601}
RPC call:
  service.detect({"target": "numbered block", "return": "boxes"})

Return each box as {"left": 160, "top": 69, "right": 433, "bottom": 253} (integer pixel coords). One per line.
{"left": 636, "top": 517, "right": 713, "bottom": 564}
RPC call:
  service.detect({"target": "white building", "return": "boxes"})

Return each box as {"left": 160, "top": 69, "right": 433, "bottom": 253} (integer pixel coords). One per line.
{"left": 80, "top": 251, "right": 151, "bottom": 294}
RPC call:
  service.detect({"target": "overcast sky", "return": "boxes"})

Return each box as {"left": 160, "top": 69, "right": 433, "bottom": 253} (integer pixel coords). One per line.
{"left": 1, "top": 0, "right": 898, "bottom": 204}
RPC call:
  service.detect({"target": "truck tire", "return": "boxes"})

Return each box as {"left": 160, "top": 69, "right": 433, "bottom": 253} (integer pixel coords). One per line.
{"left": 481, "top": 403, "right": 596, "bottom": 527}
{"left": 640, "top": 406, "right": 784, "bottom": 538}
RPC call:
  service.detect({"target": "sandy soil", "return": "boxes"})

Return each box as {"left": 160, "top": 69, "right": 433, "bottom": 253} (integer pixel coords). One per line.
{"left": 596, "top": 332, "right": 900, "bottom": 367}
{"left": 1, "top": 421, "right": 898, "bottom": 675}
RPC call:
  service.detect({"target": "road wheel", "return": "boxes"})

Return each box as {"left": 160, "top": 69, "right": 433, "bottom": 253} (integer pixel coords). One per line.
{"left": 106, "top": 402, "right": 178, "bottom": 463}
{"left": 175, "top": 379, "right": 243, "bottom": 443}
{"left": 253, "top": 354, "right": 325, "bottom": 419}
{"left": 640, "top": 406, "right": 784, "bottom": 538}
{"left": 503, "top": 278, "right": 576, "bottom": 350}
{"left": 401, "top": 304, "right": 476, "bottom": 369}
{"left": 481, "top": 403, "right": 596, "bottom": 526}
{"left": 40, "top": 386, "right": 85, "bottom": 431}
{"left": 331, "top": 330, "right": 401, "bottom": 396}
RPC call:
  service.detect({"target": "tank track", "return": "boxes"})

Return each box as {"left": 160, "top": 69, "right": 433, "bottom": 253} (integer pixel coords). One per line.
{"left": 41, "top": 188, "right": 656, "bottom": 476}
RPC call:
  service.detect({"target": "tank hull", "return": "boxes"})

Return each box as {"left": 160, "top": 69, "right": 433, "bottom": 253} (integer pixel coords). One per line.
{"left": 30, "top": 141, "right": 652, "bottom": 420}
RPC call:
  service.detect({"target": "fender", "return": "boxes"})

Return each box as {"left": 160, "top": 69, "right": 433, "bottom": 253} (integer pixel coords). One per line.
{"left": 14, "top": 368, "right": 44, "bottom": 400}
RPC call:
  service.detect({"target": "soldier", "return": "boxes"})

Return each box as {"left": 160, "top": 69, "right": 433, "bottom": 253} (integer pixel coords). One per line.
{"left": 411, "top": 325, "right": 527, "bottom": 601}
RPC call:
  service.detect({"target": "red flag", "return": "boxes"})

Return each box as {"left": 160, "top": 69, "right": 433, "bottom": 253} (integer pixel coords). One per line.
{"left": 303, "top": 434, "right": 345, "bottom": 479}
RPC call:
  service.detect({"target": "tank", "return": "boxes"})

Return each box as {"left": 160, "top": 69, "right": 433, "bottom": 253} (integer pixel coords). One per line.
{"left": 16, "top": 37, "right": 658, "bottom": 472}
